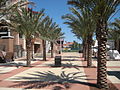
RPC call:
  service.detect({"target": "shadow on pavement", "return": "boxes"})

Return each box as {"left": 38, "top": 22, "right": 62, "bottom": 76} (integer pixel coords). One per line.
{"left": 41, "top": 61, "right": 96, "bottom": 69}
{"left": 42, "top": 61, "right": 82, "bottom": 70}
{"left": 107, "top": 71, "right": 120, "bottom": 79}
{"left": 62, "top": 56, "right": 80, "bottom": 58}
{"left": 62, "top": 59, "right": 80, "bottom": 61}
{"left": 9, "top": 71, "right": 97, "bottom": 89}
{"left": 0, "top": 62, "right": 26, "bottom": 67}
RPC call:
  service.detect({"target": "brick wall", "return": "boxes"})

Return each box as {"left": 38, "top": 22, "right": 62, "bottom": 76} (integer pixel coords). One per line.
{"left": 0, "top": 38, "right": 14, "bottom": 52}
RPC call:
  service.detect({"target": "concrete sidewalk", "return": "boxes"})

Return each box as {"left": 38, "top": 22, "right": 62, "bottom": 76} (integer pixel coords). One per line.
{"left": 0, "top": 52, "right": 120, "bottom": 90}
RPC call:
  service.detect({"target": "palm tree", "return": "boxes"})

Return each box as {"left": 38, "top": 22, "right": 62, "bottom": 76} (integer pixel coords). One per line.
{"left": 62, "top": 8, "right": 88, "bottom": 59}
{"left": 0, "top": 0, "right": 8, "bottom": 8}
{"left": 37, "top": 16, "right": 64, "bottom": 59}
{"left": 108, "top": 29, "right": 120, "bottom": 50}
{"left": 62, "top": 7, "right": 95, "bottom": 67}
{"left": 10, "top": 8, "right": 44, "bottom": 66}
{"left": 47, "top": 22, "right": 64, "bottom": 58}
{"left": 0, "top": 0, "right": 34, "bottom": 18}
{"left": 80, "top": 8, "right": 95, "bottom": 67}
{"left": 0, "top": 0, "right": 34, "bottom": 33}
{"left": 110, "top": 18, "right": 120, "bottom": 34}
{"left": 108, "top": 18, "right": 120, "bottom": 50}
{"left": 37, "top": 16, "right": 52, "bottom": 61}
{"left": 0, "top": 0, "right": 10, "bottom": 17}
{"left": 68, "top": 0, "right": 120, "bottom": 89}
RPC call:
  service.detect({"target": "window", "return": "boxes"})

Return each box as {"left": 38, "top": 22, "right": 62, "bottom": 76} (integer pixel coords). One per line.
{"left": 0, "top": 28, "right": 8, "bottom": 37}
{"left": 19, "top": 33, "right": 23, "bottom": 38}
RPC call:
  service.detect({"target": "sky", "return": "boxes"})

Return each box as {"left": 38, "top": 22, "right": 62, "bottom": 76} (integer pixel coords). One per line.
{"left": 28, "top": 0, "right": 120, "bottom": 43}
{"left": 28, "top": 0, "right": 81, "bottom": 43}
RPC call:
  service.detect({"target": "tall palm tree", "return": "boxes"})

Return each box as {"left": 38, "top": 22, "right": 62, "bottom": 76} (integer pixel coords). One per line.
{"left": 37, "top": 16, "right": 64, "bottom": 59}
{"left": 0, "top": 0, "right": 34, "bottom": 33}
{"left": 0, "top": 0, "right": 8, "bottom": 8}
{"left": 0, "top": 0, "right": 34, "bottom": 18}
{"left": 108, "top": 18, "right": 120, "bottom": 50}
{"left": 62, "top": 7, "right": 95, "bottom": 67}
{"left": 37, "top": 16, "right": 52, "bottom": 61}
{"left": 108, "top": 29, "right": 120, "bottom": 50}
{"left": 0, "top": 0, "right": 10, "bottom": 17}
{"left": 62, "top": 8, "right": 88, "bottom": 59}
{"left": 10, "top": 8, "right": 44, "bottom": 66}
{"left": 110, "top": 18, "right": 120, "bottom": 34}
{"left": 47, "top": 22, "right": 64, "bottom": 58}
{"left": 80, "top": 8, "right": 95, "bottom": 67}
{"left": 68, "top": 0, "right": 120, "bottom": 89}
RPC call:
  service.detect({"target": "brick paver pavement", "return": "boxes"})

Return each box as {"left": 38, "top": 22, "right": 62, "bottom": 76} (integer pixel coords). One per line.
{"left": 0, "top": 52, "right": 120, "bottom": 90}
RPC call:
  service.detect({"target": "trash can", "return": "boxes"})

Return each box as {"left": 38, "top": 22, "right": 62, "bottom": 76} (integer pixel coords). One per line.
{"left": 55, "top": 56, "right": 61, "bottom": 67}
{"left": 58, "top": 51, "right": 61, "bottom": 54}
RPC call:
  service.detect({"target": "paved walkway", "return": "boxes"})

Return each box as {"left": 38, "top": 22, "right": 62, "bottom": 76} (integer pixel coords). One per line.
{"left": 0, "top": 52, "right": 120, "bottom": 90}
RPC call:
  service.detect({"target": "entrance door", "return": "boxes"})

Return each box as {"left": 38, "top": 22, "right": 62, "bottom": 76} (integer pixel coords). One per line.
{"left": 34, "top": 44, "right": 40, "bottom": 53}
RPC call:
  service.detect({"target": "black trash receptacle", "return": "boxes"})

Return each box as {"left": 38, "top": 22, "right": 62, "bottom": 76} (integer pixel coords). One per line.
{"left": 58, "top": 51, "right": 61, "bottom": 54}
{"left": 55, "top": 56, "right": 61, "bottom": 67}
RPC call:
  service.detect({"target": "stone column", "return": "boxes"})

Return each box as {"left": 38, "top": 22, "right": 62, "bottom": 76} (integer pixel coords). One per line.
{"left": 15, "top": 33, "right": 19, "bottom": 45}
{"left": 22, "top": 35, "right": 26, "bottom": 57}
{"left": 8, "top": 38, "right": 14, "bottom": 52}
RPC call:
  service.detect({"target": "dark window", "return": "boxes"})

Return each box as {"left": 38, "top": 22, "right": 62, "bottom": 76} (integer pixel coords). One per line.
{"left": 0, "top": 28, "right": 8, "bottom": 37}
{"left": 19, "top": 33, "right": 23, "bottom": 38}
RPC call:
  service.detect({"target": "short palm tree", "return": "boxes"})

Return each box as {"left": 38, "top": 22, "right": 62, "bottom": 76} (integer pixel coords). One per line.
{"left": 10, "top": 8, "right": 44, "bottom": 66}
{"left": 68, "top": 0, "right": 120, "bottom": 89}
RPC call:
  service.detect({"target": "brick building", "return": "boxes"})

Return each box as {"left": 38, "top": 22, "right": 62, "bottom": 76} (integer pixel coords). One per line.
{"left": 0, "top": 0, "right": 43, "bottom": 59}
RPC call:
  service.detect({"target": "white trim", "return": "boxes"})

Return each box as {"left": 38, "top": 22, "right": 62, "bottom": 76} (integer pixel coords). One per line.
{"left": 0, "top": 32, "right": 7, "bottom": 34}
{"left": 34, "top": 42, "right": 41, "bottom": 44}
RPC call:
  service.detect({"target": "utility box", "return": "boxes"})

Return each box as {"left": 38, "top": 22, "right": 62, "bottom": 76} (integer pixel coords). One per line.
{"left": 55, "top": 56, "right": 61, "bottom": 67}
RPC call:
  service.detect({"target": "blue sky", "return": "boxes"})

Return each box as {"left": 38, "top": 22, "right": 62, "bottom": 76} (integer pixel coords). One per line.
{"left": 29, "top": 0, "right": 81, "bottom": 43}
{"left": 28, "top": 0, "right": 120, "bottom": 43}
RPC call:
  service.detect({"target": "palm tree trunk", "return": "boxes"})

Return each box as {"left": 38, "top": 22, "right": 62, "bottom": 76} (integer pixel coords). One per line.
{"left": 84, "top": 40, "right": 88, "bottom": 61}
{"left": 82, "top": 41, "right": 85, "bottom": 58}
{"left": 118, "top": 39, "right": 120, "bottom": 53}
{"left": 26, "top": 39, "right": 31, "bottom": 66}
{"left": 51, "top": 42, "right": 54, "bottom": 58}
{"left": 87, "top": 35, "right": 92, "bottom": 67}
{"left": 82, "top": 45, "right": 85, "bottom": 58}
{"left": 42, "top": 40, "right": 46, "bottom": 61}
{"left": 97, "top": 20, "right": 108, "bottom": 89}
{"left": 31, "top": 41, "right": 34, "bottom": 59}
